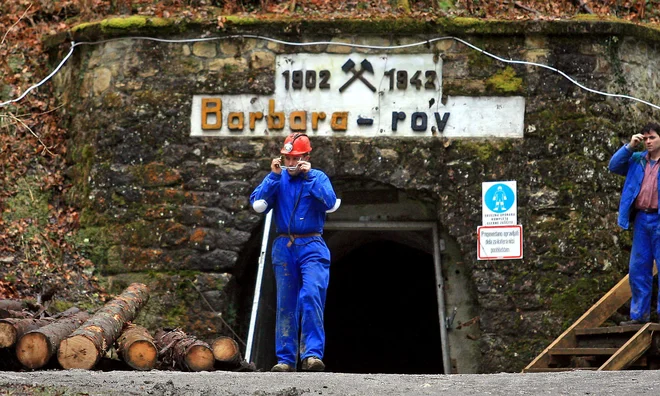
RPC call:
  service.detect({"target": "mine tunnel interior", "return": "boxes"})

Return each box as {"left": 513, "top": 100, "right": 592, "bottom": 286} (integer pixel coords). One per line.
{"left": 323, "top": 233, "right": 444, "bottom": 374}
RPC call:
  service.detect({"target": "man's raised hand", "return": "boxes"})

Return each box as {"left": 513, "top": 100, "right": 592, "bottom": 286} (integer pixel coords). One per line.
{"left": 271, "top": 157, "right": 282, "bottom": 174}
{"left": 630, "top": 133, "right": 645, "bottom": 148}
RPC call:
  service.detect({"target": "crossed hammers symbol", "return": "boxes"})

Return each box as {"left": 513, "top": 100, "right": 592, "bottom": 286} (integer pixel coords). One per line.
{"left": 339, "top": 59, "right": 377, "bottom": 93}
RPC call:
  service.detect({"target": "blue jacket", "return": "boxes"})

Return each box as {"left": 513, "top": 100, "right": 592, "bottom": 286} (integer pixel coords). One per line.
{"left": 608, "top": 144, "right": 660, "bottom": 230}
{"left": 250, "top": 169, "right": 337, "bottom": 234}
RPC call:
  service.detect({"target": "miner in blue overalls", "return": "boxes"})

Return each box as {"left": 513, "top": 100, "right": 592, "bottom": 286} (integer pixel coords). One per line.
{"left": 609, "top": 122, "right": 660, "bottom": 325}
{"left": 250, "top": 133, "right": 341, "bottom": 372}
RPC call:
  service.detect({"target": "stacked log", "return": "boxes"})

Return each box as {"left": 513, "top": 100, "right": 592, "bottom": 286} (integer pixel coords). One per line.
{"left": 0, "top": 299, "right": 37, "bottom": 312}
{"left": 117, "top": 324, "right": 158, "bottom": 371}
{"left": 0, "top": 317, "right": 54, "bottom": 348}
{"left": 155, "top": 329, "right": 214, "bottom": 372}
{"left": 16, "top": 311, "right": 90, "bottom": 369}
{"left": 212, "top": 336, "right": 242, "bottom": 369}
{"left": 57, "top": 283, "right": 149, "bottom": 370}
{"left": 0, "top": 309, "right": 32, "bottom": 319}
{"left": 1, "top": 287, "right": 257, "bottom": 372}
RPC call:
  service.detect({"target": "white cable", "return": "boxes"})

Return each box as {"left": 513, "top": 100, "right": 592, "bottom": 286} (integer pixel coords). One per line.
{"left": 0, "top": 41, "right": 76, "bottom": 107}
{"left": 2, "top": 34, "right": 659, "bottom": 111}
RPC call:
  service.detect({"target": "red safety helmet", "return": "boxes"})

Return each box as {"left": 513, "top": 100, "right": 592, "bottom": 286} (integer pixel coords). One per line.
{"left": 280, "top": 133, "right": 312, "bottom": 155}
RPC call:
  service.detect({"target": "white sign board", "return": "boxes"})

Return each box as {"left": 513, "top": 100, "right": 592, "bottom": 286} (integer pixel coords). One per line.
{"left": 477, "top": 225, "right": 523, "bottom": 260}
{"left": 190, "top": 54, "right": 525, "bottom": 137}
{"left": 482, "top": 181, "right": 517, "bottom": 226}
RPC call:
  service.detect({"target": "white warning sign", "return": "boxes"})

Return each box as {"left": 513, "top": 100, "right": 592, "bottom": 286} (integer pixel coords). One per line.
{"left": 477, "top": 225, "right": 523, "bottom": 260}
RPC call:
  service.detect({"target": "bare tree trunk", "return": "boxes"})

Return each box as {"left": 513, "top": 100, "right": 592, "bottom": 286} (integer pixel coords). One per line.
{"left": 155, "top": 329, "right": 214, "bottom": 372}
{"left": 0, "top": 317, "right": 53, "bottom": 348}
{"left": 212, "top": 336, "right": 242, "bottom": 370}
{"left": 117, "top": 324, "right": 158, "bottom": 371}
{"left": 16, "top": 311, "right": 90, "bottom": 369}
{"left": 57, "top": 283, "right": 149, "bottom": 370}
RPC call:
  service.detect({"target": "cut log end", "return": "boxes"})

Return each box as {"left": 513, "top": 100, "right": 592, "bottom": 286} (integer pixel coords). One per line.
{"left": 125, "top": 340, "right": 158, "bottom": 371}
{"left": 58, "top": 335, "right": 98, "bottom": 370}
{"left": 0, "top": 322, "right": 17, "bottom": 348}
{"left": 212, "top": 337, "right": 241, "bottom": 362}
{"left": 185, "top": 345, "right": 215, "bottom": 372}
{"left": 16, "top": 332, "right": 50, "bottom": 369}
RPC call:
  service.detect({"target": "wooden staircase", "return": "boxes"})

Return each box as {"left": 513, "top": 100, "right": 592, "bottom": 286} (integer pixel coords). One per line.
{"left": 524, "top": 265, "right": 660, "bottom": 372}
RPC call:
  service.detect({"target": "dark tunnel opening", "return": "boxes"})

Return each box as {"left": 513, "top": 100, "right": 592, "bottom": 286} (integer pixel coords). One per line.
{"left": 324, "top": 238, "right": 443, "bottom": 374}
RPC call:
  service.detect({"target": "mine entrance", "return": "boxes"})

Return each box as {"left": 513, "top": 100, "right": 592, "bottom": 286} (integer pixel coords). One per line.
{"left": 322, "top": 222, "right": 449, "bottom": 374}
{"left": 323, "top": 234, "right": 443, "bottom": 374}
{"left": 244, "top": 220, "right": 450, "bottom": 374}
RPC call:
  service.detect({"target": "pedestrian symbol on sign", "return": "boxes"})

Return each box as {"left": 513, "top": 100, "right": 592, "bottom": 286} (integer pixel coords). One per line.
{"left": 484, "top": 183, "right": 514, "bottom": 213}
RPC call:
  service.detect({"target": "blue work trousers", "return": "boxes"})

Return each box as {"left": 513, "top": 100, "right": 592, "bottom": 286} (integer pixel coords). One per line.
{"left": 629, "top": 211, "right": 660, "bottom": 321}
{"left": 271, "top": 236, "right": 330, "bottom": 367}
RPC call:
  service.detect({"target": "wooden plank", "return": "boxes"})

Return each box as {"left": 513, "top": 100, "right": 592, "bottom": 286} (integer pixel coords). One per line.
{"left": 549, "top": 348, "right": 618, "bottom": 356}
{"left": 524, "top": 263, "right": 657, "bottom": 372}
{"left": 575, "top": 324, "right": 660, "bottom": 336}
{"left": 576, "top": 325, "right": 641, "bottom": 335}
{"left": 598, "top": 323, "right": 653, "bottom": 371}
{"left": 525, "top": 367, "right": 598, "bottom": 373}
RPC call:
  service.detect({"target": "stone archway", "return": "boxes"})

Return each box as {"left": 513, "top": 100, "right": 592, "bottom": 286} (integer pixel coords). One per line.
{"left": 241, "top": 178, "right": 481, "bottom": 373}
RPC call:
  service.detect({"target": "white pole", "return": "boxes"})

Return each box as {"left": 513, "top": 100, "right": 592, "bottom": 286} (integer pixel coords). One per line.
{"left": 245, "top": 209, "right": 273, "bottom": 363}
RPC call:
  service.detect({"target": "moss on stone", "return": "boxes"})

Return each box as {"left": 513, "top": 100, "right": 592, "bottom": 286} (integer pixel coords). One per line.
{"left": 71, "top": 21, "right": 97, "bottom": 33}
{"left": 487, "top": 66, "right": 523, "bottom": 93}
{"left": 453, "top": 139, "right": 512, "bottom": 162}
{"left": 224, "top": 16, "right": 260, "bottom": 25}
{"left": 69, "top": 15, "right": 180, "bottom": 40}
{"left": 468, "top": 51, "right": 495, "bottom": 70}
{"left": 72, "top": 226, "right": 116, "bottom": 266}
{"left": 452, "top": 17, "right": 483, "bottom": 26}
{"left": 52, "top": 16, "right": 660, "bottom": 52}
{"left": 57, "top": 16, "right": 660, "bottom": 50}
{"left": 101, "top": 15, "right": 148, "bottom": 30}
{"left": 66, "top": 144, "right": 95, "bottom": 209}
{"left": 101, "top": 92, "right": 124, "bottom": 108}
{"left": 118, "top": 220, "right": 165, "bottom": 247}
{"left": 572, "top": 14, "right": 609, "bottom": 22}
{"left": 149, "top": 17, "right": 172, "bottom": 28}
{"left": 550, "top": 277, "right": 613, "bottom": 325}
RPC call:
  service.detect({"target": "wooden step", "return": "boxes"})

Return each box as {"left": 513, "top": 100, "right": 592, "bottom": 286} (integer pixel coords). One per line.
{"left": 523, "top": 263, "right": 658, "bottom": 373}
{"left": 525, "top": 367, "right": 598, "bottom": 372}
{"left": 549, "top": 348, "right": 618, "bottom": 356}
{"left": 575, "top": 324, "right": 660, "bottom": 336}
{"left": 599, "top": 323, "right": 655, "bottom": 370}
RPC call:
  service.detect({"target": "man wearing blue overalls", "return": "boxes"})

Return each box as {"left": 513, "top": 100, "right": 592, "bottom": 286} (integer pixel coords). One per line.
{"left": 609, "top": 122, "right": 660, "bottom": 325}
{"left": 250, "top": 133, "right": 340, "bottom": 371}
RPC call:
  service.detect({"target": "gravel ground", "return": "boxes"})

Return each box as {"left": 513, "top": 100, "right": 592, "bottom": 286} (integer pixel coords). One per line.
{"left": 1, "top": 370, "right": 660, "bottom": 396}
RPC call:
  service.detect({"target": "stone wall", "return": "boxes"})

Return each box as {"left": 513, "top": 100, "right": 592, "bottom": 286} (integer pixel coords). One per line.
{"left": 47, "top": 17, "right": 660, "bottom": 372}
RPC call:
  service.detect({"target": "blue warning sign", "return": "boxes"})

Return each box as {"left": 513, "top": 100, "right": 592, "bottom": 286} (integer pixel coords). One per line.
{"left": 482, "top": 181, "right": 517, "bottom": 226}
{"left": 484, "top": 183, "right": 514, "bottom": 213}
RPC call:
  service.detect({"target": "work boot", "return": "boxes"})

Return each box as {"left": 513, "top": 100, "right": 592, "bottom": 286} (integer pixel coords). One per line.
{"left": 301, "top": 357, "right": 325, "bottom": 372}
{"left": 271, "top": 363, "right": 295, "bottom": 372}
{"left": 620, "top": 319, "right": 646, "bottom": 326}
